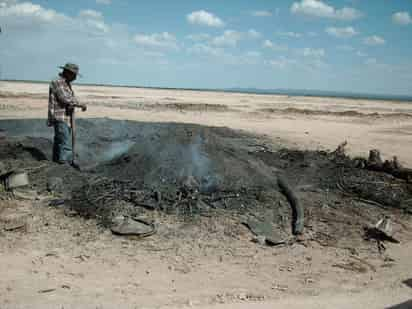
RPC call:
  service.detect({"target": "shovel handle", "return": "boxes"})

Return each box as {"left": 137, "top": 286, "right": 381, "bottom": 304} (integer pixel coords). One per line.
{"left": 70, "top": 110, "right": 76, "bottom": 164}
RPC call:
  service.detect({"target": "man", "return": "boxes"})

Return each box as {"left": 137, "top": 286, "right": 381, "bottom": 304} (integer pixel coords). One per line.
{"left": 48, "top": 63, "right": 87, "bottom": 167}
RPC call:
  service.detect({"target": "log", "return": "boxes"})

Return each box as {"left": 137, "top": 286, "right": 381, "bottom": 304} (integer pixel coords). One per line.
{"left": 368, "top": 149, "right": 383, "bottom": 166}
{"left": 332, "top": 141, "right": 348, "bottom": 157}
{"left": 277, "top": 176, "right": 304, "bottom": 235}
{"left": 365, "top": 150, "right": 412, "bottom": 182}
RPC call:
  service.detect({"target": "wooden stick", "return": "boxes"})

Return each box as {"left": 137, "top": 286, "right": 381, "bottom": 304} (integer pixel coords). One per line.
{"left": 70, "top": 109, "right": 76, "bottom": 165}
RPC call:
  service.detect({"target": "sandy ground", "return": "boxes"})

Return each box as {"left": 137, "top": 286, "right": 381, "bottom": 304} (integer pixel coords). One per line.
{"left": 1, "top": 81, "right": 412, "bottom": 308}
{"left": 1, "top": 199, "right": 411, "bottom": 309}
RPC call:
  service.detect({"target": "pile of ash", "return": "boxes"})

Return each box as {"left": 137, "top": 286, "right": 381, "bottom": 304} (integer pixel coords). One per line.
{"left": 0, "top": 119, "right": 411, "bottom": 246}
{"left": 70, "top": 121, "right": 291, "bottom": 227}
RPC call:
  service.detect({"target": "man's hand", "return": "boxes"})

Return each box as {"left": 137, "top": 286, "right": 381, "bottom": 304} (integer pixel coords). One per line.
{"left": 47, "top": 119, "right": 53, "bottom": 127}
{"left": 72, "top": 103, "right": 87, "bottom": 112}
{"left": 66, "top": 105, "right": 74, "bottom": 116}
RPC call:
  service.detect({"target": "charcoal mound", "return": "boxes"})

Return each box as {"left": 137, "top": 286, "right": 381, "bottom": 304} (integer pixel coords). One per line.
{"left": 93, "top": 123, "right": 277, "bottom": 191}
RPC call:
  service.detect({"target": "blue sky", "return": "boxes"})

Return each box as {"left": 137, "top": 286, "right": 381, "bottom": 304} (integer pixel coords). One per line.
{"left": 1, "top": 0, "right": 412, "bottom": 95}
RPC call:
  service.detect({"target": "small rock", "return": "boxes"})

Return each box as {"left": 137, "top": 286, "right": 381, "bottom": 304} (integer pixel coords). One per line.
{"left": 4, "top": 221, "right": 26, "bottom": 231}
{"left": 64, "top": 209, "right": 78, "bottom": 217}
{"left": 49, "top": 199, "right": 66, "bottom": 207}
{"left": 38, "top": 288, "right": 56, "bottom": 294}
{"left": 252, "top": 235, "right": 266, "bottom": 245}
{"left": 237, "top": 292, "right": 247, "bottom": 301}
{"left": 47, "top": 177, "right": 63, "bottom": 192}
{"left": 304, "top": 278, "right": 315, "bottom": 284}
{"left": 45, "top": 251, "right": 59, "bottom": 257}
{"left": 74, "top": 255, "right": 90, "bottom": 262}
{"left": 364, "top": 217, "right": 399, "bottom": 243}
{"left": 6, "top": 172, "right": 29, "bottom": 190}
{"left": 1, "top": 208, "right": 30, "bottom": 232}
{"left": 375, "top": 217, "right": 393, "bottom": 237}
{"left": 174, "top": 263, "right": 191, "bottom": 274}
{"left": 272, "top": 284, "right": 288, "bottom": 291}
{"left": 13, "top": 189, "right": 38, "bottom": 201}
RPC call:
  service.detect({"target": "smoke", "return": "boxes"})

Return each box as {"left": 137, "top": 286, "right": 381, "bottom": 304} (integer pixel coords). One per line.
{"left": 100, "top": 140, "right": 134, "bottom": 162}
{"left": 187, "top": 134, "right": 210, "bottom": 179}
{"left": 180, "top": 134, "right": 222, "bottom": 192}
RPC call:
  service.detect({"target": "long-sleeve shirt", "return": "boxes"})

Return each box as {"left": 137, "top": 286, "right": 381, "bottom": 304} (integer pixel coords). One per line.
{"left": 48, "top": 75, "right": 78, "bottom": 127}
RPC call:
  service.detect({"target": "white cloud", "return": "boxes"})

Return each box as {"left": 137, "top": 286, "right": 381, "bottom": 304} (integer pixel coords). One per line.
{"left": 251, "top": 10, "right": 272, "bottom": 17}
{"left": 239, "top": 51, "right": 262, "bottom": 65}
{"left": 186, "top": 29, "right": 260, "bottom": 48}
{"left": 229, "top": 51, "right": 263, "bottom": 65}
{"left": 134, "top": 32, "right": 179, "bottom": 50}
{"left": 326, "top": 26, "right": 358, "bottom": 38}
{"left": 186, "top": 10, "right": 224, "bottom": 27}
{"left": 392, "top": 11, "right": 412, "bottom": 25}
{"left": 187, "top": 43, "right": 224, "bottom": 57}
{"left": 96, "top": 0, "right": 111, "bottom": 4}
{"left": 142, "top": 51, "right": 166, "bottom": 58}
{"left": 78, "top": 9, "right": 109, "bottom": 33}
{"left": 302, "top": 47, "right": 325, "bottom": 57}
{"left": 245, "top": 51, "right": 261, "bottom": 57}
{"left": 247, "top": 29, "right": 261, "bottom": 39}
{"left": 210, "top": 29, "right": 260, "bottom": 47}
{"left": 85, "top": 19, "right": 109, "bottom": 33}
{"left": 263, "top": 39, "right": 288, "bottom": 51}
{"left": 267, "top": 53, "right": 328, "bottom": 71}
{"left": 263, "top": 40, "right": 273, "bottom": 48}
{"left": 0, "top": 0, "right": 188, "bottom": 86}
{"left": 266, "top": 57, "right": 297, "bottom": 69}
{"left": 291, "top": 0, "right": 362, "bottom": 21}
{"left": 0, "top": 1, "right": 65, "bottom": 23}
{"left": 185, "top": 33, "right": 211, "bottom": 41}
{"left": 305, "top": 58, "right": 328, "bottom": 70}
{"left": 364, "top": 35, "right": 385, "bottom": 46}
{"left": 337, "top": 45, "right": 354, "bottom": 52}
{"left": 0, "top": 0, "right": 17, "bottom": 7}
{"left": 278, "top": 31, "right": 302, "bottom": 38}
{"left": 211, "top": 30, "right": 242, "bottom": 47}
{"left": 79, "top": 9, "right": 103, "bottom": 19}
{"left": 187, "top": 44, "right": 261, "bottom": 66}
{"left": 365, "top": 58, "right": 377, "bottom": 65}
{"left": 356, "top": 51, "right": 367, "bottom": 57}
{"left": 0, "top": 1, "right": 111, "bottom": 35}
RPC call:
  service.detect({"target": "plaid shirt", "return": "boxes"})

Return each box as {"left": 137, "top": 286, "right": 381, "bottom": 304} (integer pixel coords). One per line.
{"left": 48, "top": 75, "right": 79, "bottom": 127}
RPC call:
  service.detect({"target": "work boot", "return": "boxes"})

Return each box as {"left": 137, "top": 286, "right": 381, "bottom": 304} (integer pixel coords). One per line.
{"left": 70, "top": 161, "right": 81, "bottom": 171}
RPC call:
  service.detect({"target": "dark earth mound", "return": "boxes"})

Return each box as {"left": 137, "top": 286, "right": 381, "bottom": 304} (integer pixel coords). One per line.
{"left": 0, "top": 119, "right": 411, "bottom": 247}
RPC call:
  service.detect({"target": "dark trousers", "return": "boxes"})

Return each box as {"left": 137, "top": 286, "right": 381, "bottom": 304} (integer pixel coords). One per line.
{"left": 53, "top": 121, "right": 73, "bottom": 163}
